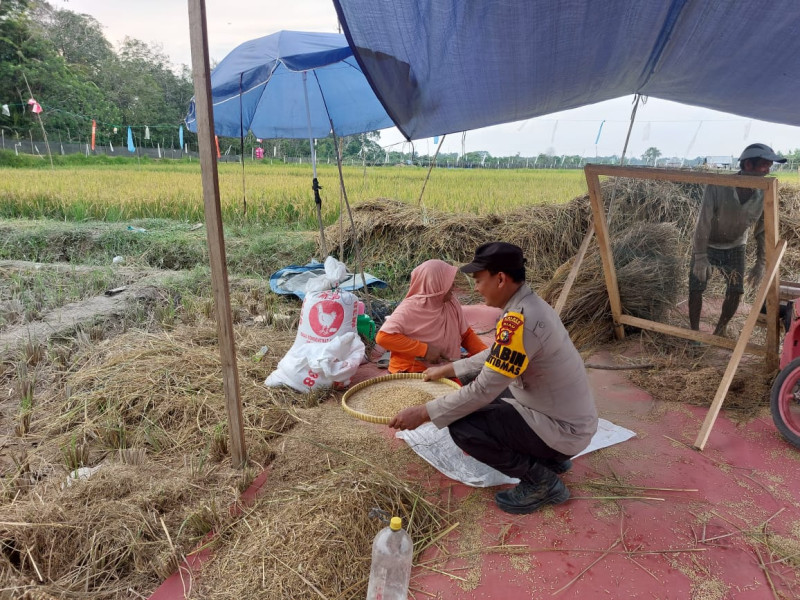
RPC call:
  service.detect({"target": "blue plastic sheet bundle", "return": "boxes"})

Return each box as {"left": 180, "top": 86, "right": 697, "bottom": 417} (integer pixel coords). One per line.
{"left": 269, "top": 260, "right": 387, "bottom": 301}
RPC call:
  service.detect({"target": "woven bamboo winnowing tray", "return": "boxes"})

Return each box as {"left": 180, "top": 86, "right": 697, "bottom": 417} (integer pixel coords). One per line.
{"left": 341, "top": 373, "right": 461, "bottom": 424}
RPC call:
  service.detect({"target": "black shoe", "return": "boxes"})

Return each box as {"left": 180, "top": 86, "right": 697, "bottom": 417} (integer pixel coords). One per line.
{"left": 495, "top": 465, "right": 570, "bottom": 514}
{"left": 540, "top": 458, "right": 572, "bottom": 474}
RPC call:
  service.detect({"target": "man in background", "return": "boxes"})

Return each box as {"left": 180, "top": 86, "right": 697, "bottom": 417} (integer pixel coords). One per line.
{"left": 689, "top": 143, "right": 786, "bottom": 337}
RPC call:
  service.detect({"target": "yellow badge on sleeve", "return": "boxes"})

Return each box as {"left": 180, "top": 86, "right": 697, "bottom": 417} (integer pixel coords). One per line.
{"left": 485, "top": 311, "right": 529, "bottom": 378}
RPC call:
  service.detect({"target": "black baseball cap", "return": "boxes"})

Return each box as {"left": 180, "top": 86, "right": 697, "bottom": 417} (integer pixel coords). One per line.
{"left": 460, "top": 242, "right": 527, "bottom": 273}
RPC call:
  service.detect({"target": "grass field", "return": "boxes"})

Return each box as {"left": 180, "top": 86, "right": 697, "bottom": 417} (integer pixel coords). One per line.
{"left": 0, "top": 161, "right": 589, "bottom": 227}
{"left": 3, "top": 159, "right": 798, "bottom": 228}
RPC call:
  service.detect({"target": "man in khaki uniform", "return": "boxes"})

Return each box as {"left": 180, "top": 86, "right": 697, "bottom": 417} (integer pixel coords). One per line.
{"left": 690, "top": 143, "right": 786, "bottom": 336}
{"left": 389, "top": 242, "right": 597, "bottom": 514}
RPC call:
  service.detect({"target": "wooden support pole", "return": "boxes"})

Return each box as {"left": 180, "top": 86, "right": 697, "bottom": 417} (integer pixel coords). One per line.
{"left": 763, "top": 179, "right": 780, "bottom": 372}
{"left": 555, "top": 223, "right": 594, "bottom": 317}
{"left": 617, "top": 314, "right": 766, "bottom": 356}
{"left": 584, "top": 164, "right": 774, "bottom": 191}
{"left": 584, "top": 169, "right": 624, "bottom": 339}
{"left": 693, "top": 240, "right": 787, "bottom": 451}
{"left": 188, "top": 0, "right": 247, "bottom": 467}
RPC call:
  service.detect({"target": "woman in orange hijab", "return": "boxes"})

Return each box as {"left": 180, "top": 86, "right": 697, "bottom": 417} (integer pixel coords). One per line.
{"left": 376, "top": 259, "right": 486, "bottom": 374}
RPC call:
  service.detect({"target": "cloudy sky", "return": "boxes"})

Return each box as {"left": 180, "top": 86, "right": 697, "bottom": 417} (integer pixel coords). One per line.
{"left": 54, "top": 0, "right": 800, "bottom": 160}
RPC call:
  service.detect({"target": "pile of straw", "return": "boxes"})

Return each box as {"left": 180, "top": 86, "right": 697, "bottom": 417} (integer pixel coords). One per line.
{"left": 325, "top": 197, "right": 591, "bottom": 288}
{"left": 0, "top": 319, "right": 453, "bottom": 599}
{"left": 0, "top": 324, "right": 306, "bottom": 598}
{"left": 329, "top": 180, "right": 800, "bottom": 286}
{"left": 195, "top": 403, "right": 454, "bottom": 599}
{"left": 330, "top": 179, "right": 800, "bottom": 347}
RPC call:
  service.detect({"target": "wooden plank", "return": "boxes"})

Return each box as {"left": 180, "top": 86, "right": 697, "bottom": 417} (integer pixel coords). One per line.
{"left": 584, "top": 164, "right": 775, "bottom": 189}
{"left": 617, "top": 314, "right": 766, "bottom": 356}
{"left": 584, "top": 169, "right": 624, "bottom": 339}
{"left": 693, "top": 240, "right": 787, "bottom": 451}
{"left": 188, "top": 0, "right": 247, "bottom": 467}
{"left": 554, "top": 224, "right": 594, "bottom": 317}
{"left": 764, "top": 179, "right": 780, "bottom": 372}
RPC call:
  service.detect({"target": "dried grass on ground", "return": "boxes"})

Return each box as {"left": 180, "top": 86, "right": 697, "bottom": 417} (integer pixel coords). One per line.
{"left": 0, "top": 323, "right": 308, "bottom": 598}
{"left": 628, "top": 355, "right": 774, "bottom": 422}
{"left": 195, "top": 403, "right": 454, "bottom": 599}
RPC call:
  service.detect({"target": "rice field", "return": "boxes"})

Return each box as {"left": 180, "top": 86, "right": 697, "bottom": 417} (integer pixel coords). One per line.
{"left": 0, "top": 162, "right": 588, "bottom": 228}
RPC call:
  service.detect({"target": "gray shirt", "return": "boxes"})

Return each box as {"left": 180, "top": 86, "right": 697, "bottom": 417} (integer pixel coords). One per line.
{"left": 693, "top": 184, "right": 765, "bottom": 260}
{"left": 426, "top": 285, "right": 598, "bottom": 456}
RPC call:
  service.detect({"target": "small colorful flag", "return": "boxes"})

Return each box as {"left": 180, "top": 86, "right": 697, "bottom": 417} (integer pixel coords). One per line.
{"left": 179, "top": 125, "right": 184, "bottom": 150}
{"left": 144, "top": 126, "right": 150, "bottom": 140}
{"left": 27, "top": 98, "right": 42, "bottom": 114}
{"left": 1, "top": 104, "right": 9, "bottom": 117}
{"left": 127, "top": 127, "right": 135, "bottom": 152}
{"left": 215, "top": 135, "right": 221, "bottom": 158}
{"left": 91, "top": 120, "right": 96, "bottom": 150}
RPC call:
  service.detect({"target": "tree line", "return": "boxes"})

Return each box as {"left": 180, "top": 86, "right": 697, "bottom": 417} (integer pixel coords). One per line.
{"left": 0, "top": 0, "right": 383, "bottom": 160}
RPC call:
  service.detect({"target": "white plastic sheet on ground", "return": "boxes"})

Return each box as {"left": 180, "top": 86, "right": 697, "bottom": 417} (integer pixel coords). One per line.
{"left": 395, "top": 418, "right": 636, "bottom": 488}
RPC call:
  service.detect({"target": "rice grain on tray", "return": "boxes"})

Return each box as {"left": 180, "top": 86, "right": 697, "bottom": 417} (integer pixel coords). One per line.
{"left": 350, "top": 384, "right": 435, "bottom": 417}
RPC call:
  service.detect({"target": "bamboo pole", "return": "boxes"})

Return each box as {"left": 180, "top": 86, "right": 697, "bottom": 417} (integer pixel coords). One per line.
{"left": 187, "top": 0, "right": 247, "bottom": 467}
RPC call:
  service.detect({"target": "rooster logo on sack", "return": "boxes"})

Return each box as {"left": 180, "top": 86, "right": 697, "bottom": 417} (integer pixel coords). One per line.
{"left": 309, "top": 300, "right": 345, "bottom": 337}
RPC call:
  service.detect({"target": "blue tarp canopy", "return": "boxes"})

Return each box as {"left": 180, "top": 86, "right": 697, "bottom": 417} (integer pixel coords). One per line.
{"left": 185, "top": 30, "right": 394, "bottom": 139}
{"left": 331, "top": 0, "right": 800, "bottom": 141}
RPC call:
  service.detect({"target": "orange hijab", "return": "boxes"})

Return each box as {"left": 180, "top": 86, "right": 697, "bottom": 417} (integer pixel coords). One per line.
{"left": 380, "top": 259, "right": 469, "bottom": 360}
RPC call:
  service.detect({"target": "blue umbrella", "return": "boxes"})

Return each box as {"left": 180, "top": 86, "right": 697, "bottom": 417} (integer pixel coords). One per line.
{"left": 185, "top": 30, "right": 395, "bottom": 252}
{"left": 186, "top": 30, "right": 393, "bottom": 139}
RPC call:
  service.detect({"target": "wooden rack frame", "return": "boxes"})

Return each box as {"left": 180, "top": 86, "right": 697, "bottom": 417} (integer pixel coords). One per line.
{"left": 581, "top": 165, "right": 783, "bottom": 450}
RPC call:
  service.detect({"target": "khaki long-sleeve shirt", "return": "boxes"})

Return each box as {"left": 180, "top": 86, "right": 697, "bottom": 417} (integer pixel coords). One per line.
{"left": 425, "top": 285, "right": 598, "bottom": 456}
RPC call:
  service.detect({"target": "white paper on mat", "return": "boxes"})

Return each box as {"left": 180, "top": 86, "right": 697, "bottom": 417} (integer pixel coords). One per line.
{"left": 395, "top": 418, "right": 636, "bottom": 488}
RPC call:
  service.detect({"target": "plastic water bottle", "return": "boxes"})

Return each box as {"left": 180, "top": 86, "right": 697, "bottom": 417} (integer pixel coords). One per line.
{"left": 366, "top": 516, "right": 413, "bottom": 600}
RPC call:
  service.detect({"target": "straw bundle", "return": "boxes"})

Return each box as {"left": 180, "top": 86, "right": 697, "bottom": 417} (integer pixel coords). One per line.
{"left": 29, "top": 325, "right": 301, "bottom": 466}
{"left": 0, "top": 463, "right": 227, "bottom": 595}
{"left": 539, "top": 222, "right": 682, "bottom": 349}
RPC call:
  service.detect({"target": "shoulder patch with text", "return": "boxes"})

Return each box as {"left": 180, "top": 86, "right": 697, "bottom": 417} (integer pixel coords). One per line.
{"left": 485, "top": 311, "right": 528, "bottom": 378}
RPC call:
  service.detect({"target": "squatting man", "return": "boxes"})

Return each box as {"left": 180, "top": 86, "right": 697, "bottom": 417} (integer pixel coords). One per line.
{"left": 388, "top": 242, "right": 598, "bottom": 514}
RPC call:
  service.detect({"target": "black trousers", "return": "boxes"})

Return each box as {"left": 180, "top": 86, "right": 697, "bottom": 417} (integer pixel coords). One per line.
{"left": 448, "top": 397, "right": 571, "bottom": 480}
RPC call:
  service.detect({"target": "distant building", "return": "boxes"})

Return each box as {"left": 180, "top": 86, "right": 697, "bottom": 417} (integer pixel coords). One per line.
{"left": 702, "top": 155, "right": 735, "bottom": 169}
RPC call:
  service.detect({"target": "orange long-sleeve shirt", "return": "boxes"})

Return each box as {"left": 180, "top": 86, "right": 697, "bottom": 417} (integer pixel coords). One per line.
{"left": 375, "top": 327, "right": 487, "bottom": 373}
